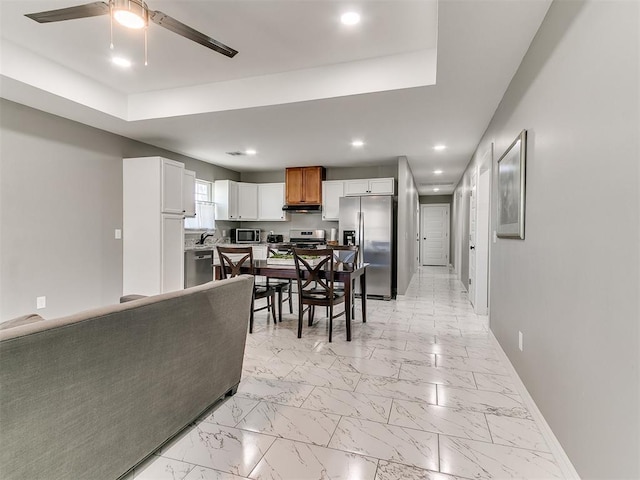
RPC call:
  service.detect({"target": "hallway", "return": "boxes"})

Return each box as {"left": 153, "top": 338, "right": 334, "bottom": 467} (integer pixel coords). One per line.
{"left": 129, "top": 267, "right": 564, "bottom": 479}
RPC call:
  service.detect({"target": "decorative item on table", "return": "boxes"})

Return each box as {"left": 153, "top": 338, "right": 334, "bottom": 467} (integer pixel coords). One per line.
{"left": 266, "top": 253, "right": 321, "bottom": 266}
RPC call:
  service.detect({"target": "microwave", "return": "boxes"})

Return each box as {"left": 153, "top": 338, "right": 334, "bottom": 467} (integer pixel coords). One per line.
{"left": 231, "top": 228, "right": 261, "bottom": 244}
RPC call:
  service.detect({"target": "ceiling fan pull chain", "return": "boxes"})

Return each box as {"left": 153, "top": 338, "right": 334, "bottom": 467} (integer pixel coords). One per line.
{"left": 144, "top": 26, "right": 148, "bottom": 66}
{"left": 109, "top": 1, "right": 114, "bottom": 49}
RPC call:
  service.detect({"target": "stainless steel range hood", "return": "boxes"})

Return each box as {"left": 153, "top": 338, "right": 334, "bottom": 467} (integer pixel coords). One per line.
{"left": 282, "top": 204, "right": 322, "bottom": 213}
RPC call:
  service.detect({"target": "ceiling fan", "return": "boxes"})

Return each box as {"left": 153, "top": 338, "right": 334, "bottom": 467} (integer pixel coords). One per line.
{"left": 25, "top": 0, "right": 238, "bottom": 59}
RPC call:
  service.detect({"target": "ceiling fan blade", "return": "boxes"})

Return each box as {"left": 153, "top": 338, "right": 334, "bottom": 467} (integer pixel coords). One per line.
{"left": 25, "top": 2, "right": 110, "bottom": 23}
{"left": 149, "top": 10, "right": 238, "bottom": 58}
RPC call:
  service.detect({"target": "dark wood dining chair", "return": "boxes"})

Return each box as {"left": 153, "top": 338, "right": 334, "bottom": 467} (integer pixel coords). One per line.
{"left": 216, "top": 246, "right": 277, "bottom": 333}
{"left": 328, "top": 244, "right": 360, "bottom": 319}
{"left": 265, "top": 247, "right": 294, "bottom": 322}
{"left": 292, "top": 247, "right": 345, "bottom": 342}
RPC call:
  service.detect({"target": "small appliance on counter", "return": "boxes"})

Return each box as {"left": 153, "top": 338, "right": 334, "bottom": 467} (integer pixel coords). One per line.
{"left": 267, "top": 233, "right": 284, "bottom": 243}
{"left": 231, "top": 228, "right": 260, "bottom": 244}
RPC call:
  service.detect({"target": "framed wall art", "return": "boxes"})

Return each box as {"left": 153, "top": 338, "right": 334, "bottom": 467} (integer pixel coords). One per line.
{"left": 497, "top": 130, "right": 527, "bottom": 239}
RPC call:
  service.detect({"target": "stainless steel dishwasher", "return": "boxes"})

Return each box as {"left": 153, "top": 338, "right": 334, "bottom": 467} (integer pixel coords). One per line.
{"left": 184, "top": 250, "right": 214, "bottom": 288}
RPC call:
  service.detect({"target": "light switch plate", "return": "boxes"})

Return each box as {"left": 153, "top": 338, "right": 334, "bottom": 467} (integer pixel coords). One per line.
{"left": 115, "top": 229, "right": 122, "bottom": 239}
{"left": 36, "top": 296, "right": 46, "bottom": 309}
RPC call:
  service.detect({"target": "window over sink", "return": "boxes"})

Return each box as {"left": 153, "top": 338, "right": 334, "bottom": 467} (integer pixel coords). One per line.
{"left": 185, "top": 179, "right": 215, "bottom": 230}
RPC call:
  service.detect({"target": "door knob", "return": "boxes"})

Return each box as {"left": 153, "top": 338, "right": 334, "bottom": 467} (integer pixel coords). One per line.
{"left": 470, "top": 245, "right": 475, "bottom": 250}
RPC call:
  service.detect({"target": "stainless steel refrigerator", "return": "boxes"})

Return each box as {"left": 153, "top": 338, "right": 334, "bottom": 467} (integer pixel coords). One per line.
{"left": 339, "top": 195, "right": 395, "bottom": 299}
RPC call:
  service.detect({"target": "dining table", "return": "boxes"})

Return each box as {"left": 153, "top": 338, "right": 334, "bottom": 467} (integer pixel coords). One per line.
{"left": 214, "top": 260, "right": 368, "bottom": 341}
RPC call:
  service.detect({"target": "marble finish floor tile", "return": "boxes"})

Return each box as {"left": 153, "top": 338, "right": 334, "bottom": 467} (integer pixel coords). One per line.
{"left": 182, "top": 466, "right": 250, "bottom": 480}
{"left": 242, "top": 357, "right": 296, "bottom": 380}
{"left": 250, "top": 438, "right": 378, "bottom": 480}
{"left": 439, "top": 435, "right": 562, "bottom": 479}
{"left": 473, "top": 372, "right": 518, "bottom": 395}
{"left": 273, "top": 349, "right": 337, "bottom": 368}
{"left": 356, "top": 375, "right": 437, "bottom": 404}
{"left": 312, "top": 342, "right": 376, "bottom": 358}
{"left": 302, "top": 386, "right": 393, "bottom": 423}
{"left": 236, "top": 401, "right": 339, "bottom": 446}
{"left": 329, "top": 417, "right": 439, "bottom": 470}
{"left": 133, "top": 456, "right": 195, "bottom": 480}
{"left": 159, "top": 423, "right": 275, "bottom": 477}
{"left": 399, "top": 363, "right": 476, "bottom": 388}
{"left": 332, "top": 356, "right": 401, "bottom": 378}
{"left": 201, "top": 397, "right": 260, "bottom": 428}
{"left": 405, "top": 341, "right": 469, "bottom": 357}
{"left": 389, "top": 399, "right": 491, "bottom": 441}
{"left": 437, "top": 386, "right": 531, "bottom": 419}
{"left": 236, "top": 376, "right": 315, "bottom": 407}
{"left": 436, "top": 354, "right": 508, "bottom": 375}
{"left": 485, "top": 414, "right": 551, "bottom": 452}
{"left": 375, "top": 461, "right": 467, "bottom": 480}
{"left": 285, "top": 364, "right": 361, "bottom": 391}
{"left": 371, "top": 347, "right": 436, "bottom": 365}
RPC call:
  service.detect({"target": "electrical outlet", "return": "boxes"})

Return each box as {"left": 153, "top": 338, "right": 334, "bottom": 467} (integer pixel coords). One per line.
{"left": 115, "top": 229, "right": 122, "bottom": 239}
{"left": 518, "top": 331, "right": 524, "bottom": 351}
{"left": 36, "top": 296, "right": 46, "bottom": 309}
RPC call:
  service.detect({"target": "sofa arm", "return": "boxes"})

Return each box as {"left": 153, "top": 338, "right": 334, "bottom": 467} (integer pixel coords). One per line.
{"left": 119, "top": 294, "right": 148, "bottom": 303}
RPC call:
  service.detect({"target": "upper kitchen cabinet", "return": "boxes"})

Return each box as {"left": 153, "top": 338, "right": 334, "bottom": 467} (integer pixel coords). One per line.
{"left": 344, "top": 177, "right": 395, "bottom": 196}
{"left": 285, "top": 166, "right": 325, "bottom": 205}
{"left": 161, "top": 158, "right": 186, "bottom": 214}
{"left": 237, "top": 183, "right": 258, "bottom": 220}
{"left": 214, "top": 179, "right": 239, "bottom": 220}
{"left": 258, "top": 183, "right": 288, "bottom": 221}
{"left": 183, "top": 170, "right": 196, "bottom": 217}
{"left": 322, "top": 180, "right": 344, "bottom": 221}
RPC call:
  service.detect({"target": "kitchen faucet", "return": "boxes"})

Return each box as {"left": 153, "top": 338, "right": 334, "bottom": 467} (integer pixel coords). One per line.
{"left": 197, "top": 233, "right": 214, "bottom": 245}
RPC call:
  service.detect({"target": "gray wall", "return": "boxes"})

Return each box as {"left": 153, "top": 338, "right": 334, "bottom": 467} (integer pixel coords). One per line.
{"left": 396, "top": 157, "right": 419, "bottom": 295}
{"left": 0, "top": 99, "right": 239, "bottom": 320}
{"left": 454, "top": 1, "right": 639, "bottom": 477}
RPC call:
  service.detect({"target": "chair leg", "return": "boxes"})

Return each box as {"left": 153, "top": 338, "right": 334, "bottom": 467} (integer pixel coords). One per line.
{"left": 249, "top": 296, "right": 255, "bottom": 334}
{"left": 270, "top": 293, "right": 277, "bottom": 322}
{"left": 308, "top": 305, "right": 314, "bottom": 326}
{"left": 328, "top": 304, "right": 333, "bottom": 343}
{"left": 277, "top": 288, "right": 283, "bottom": 322}
{"left": 297, "top": 303, "right": 304, "bottom": 338}
{"left": 288, "top": 282, "right": 293, "bottom": 313}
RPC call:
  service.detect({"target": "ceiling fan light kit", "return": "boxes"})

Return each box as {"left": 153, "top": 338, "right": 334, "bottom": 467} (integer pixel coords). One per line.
{"left": 24, "top": 0, "right": 238, "bottom": 65}
{"left": 112, "top": 0, "right": 148, "bottom": 29}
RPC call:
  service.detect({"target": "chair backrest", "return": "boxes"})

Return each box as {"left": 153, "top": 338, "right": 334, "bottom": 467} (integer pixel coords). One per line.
{"left": 217, "top": 246, "right": 254, "bottom": 279}
{"left": 292, "top": 248, "right": 336, "bottom": 298}
{"left": 329, "top": 245, "right": 359, "bottom": 270}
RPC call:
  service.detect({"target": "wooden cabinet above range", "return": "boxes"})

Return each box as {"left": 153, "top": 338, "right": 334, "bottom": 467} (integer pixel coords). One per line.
{"left": 285, "top": 166, "right": 325, "bottom": 205}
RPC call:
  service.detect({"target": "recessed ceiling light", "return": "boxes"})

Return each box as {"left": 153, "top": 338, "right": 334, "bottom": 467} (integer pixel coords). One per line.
{"left": 434, "top": 145, "right": 446, "bottom": 151}
{"left": 434, "top": 170, "right": 443, "bottom": 175}
{"left": 341, "top": 12, "right": 360, "bottom": 25}
{"left": 434, "top": 188, "right": 440, "bottom": 192}
{"left": 245, "top": 149, "right": 257, "bottom": 155}
{"left": 351, "top": 140, "right": 364, "bottom": 147}
{"left": 111, "top": 56, "right": 132, "bottom": 68}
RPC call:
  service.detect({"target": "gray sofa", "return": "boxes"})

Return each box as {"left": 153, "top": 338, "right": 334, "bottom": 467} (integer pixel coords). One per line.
{"left": 0, "top": 275, "right": 254, "bottom": 480}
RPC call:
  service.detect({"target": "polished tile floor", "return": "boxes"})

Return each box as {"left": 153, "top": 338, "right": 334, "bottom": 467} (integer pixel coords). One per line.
{"left": 129, "top": 267, "right": 564, "bottom": 480}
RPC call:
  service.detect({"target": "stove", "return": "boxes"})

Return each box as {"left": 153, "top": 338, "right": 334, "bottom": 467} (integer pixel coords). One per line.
{"left": 268, "top": 229, "right": 326, "bottom": 252}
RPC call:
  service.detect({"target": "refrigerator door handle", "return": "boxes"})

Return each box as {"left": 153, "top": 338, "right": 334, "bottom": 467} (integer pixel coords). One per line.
{"left": 360, "top": 211, "right": 364, "bottom": 248}
{"left": 355, "top": 211, "right": 361, "bottom": 245}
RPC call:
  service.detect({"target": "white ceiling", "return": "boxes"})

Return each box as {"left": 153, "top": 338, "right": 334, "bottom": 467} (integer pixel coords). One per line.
{"left": 0, "top": 0, "right": 552, "bottom": 195}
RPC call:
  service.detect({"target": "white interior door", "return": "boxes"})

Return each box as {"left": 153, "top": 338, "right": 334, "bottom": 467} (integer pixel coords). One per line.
{"left": 421, "top": 204, "right": 450, "bottom": 266}
{"left": 469, "top": 170, "right": 477, "bottom": 306}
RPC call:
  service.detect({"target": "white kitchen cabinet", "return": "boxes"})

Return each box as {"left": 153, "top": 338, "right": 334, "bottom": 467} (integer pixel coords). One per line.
{"left": 123, "top": 157, "right": 185, "bottom": 296}
{"left": 214, "top": 179, "right": 239, "bottom": 220}
{"left": 322, "top": 180, "right": 344, "bottom": 221}
{"left": 344, "top": 177, "right": 395, "bottom": 196}
{"left": 183, "top": 169, "right": 196, "bottom": 217}
{"left": 161, "top": 158, "right": 186, "bottom": 214}
{"left": 258, "top": 183, "right": 288, "bottom": 221}
{"left": 237, "top": 182, "right": 258, "bottom": 220}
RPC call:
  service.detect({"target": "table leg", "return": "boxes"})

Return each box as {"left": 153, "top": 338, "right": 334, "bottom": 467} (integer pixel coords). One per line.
{"left": 345, "top": 277, "right": 352, "bottom": 341}
{"left": 360, "top": 270, "right": 367, "bottom": 323}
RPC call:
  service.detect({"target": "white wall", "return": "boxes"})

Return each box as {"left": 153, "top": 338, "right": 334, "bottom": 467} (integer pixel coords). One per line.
{"left": 453, "top": 1, "right": 639, "bottom": 477}
{"left": 0, "top": 99, "right": 238, "bottom": 320}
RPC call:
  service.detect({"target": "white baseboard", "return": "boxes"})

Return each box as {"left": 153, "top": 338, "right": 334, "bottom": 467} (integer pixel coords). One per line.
{"left": 489, "top": 331, "right": 581, "bottom": 480}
